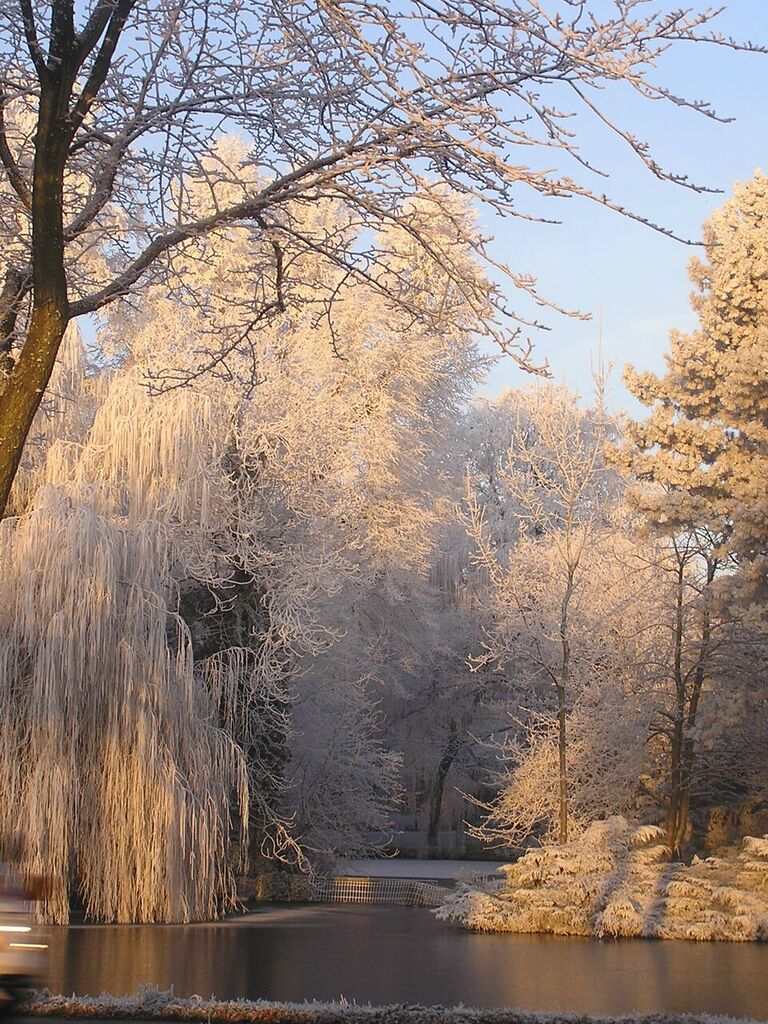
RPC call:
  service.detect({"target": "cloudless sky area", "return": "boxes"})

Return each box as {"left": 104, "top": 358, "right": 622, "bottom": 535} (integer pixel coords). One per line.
{"left": 479, "top": 1, "right": 768, "bottom": 415}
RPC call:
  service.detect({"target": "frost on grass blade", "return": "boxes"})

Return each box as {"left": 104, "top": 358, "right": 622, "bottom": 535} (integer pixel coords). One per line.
{"left": 19, "top": 988, "right": 767, "bottom": 1024}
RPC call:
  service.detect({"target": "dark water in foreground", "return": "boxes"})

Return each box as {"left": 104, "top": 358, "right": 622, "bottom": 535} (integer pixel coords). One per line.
{"left": 47, "top": 903, "right": 768, "bottom": 1020}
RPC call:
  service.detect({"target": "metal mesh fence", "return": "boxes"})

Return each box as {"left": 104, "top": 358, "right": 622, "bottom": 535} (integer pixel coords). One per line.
{"left": 309, "top": 876, "right": 448, "bottom": 907}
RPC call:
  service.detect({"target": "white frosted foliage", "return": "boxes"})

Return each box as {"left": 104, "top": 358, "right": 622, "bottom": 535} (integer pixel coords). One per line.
{"left": 0, "top": 186, "right": 490, "bottom": 916}
{"left": 437, "top": 817, "right": 768, "bottom": 941}
{"left": 0, "top": 341, "right": 292, "bottom": 923}
{"left": 0, "top": 491, "right": 248, "bottom": 923}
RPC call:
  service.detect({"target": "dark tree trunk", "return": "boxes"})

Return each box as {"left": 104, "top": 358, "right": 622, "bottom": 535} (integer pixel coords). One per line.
{"left": 427, "top": 719, "right": 459, "bottom": 857}
{"left": 0, "top": 0, "right": 135, "bottom": 517}
{"left": 666, "top": 718, "right": 686, "bottom": 858}
{"left": 557, "top": 568, "right": 575, "bottom": 845}
{"left": 665, "top": 555, "right": 687, "bottom": 857}
{"left": 557, "top": 681, "right": 568, "bottom": 844}
{"left": 665, "top": 550, "right": 715, "bottom": 859}
{"left": 0, "top": 267, "right": 27, "bottom": 376}
{"left": 0, "top": 30, "right": 73, "bottom": 515}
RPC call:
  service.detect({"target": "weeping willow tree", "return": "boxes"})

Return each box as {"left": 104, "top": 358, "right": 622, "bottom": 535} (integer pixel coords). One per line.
{"left": 0, "top": 496, "right": 251, "bottom": 923}
{"left": 0, "top": 329, "right": 302, "bottom": 922}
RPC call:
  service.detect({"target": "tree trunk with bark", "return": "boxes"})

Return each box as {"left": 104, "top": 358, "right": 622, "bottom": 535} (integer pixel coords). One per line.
{"left": 0, "top": 0, "right": 135, "bottom": 517}
{"left": 427, "top": 719, "right": 459, "bottom": 857}
{"left": 0, "top": 79, "right": 70, "bottom": 514}
{"left": 557, "top": 563, "right": 575, "bottom": 845}
{"left": 665, "top": 548, "right": 716, "bottom": 859}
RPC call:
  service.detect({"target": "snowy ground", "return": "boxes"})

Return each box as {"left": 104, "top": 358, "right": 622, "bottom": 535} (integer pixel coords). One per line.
{"left": 334, "top": 858, "right": 508, "bottom": 880}
{"left": 16, "top": 990, "right": 767, "bottom": 1024}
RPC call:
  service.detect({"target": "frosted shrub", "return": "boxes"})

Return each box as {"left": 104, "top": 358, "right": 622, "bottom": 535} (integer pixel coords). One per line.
{"left": 437, "top": 817, "right": 768, "bottom": 941}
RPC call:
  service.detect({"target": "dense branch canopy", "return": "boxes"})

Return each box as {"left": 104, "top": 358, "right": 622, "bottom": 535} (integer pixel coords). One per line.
{"left": 0, "top": 1, "right": 759, "bottom": 373}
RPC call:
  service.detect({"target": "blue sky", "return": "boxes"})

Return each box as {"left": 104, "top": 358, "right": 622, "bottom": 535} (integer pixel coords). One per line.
{"left": 478, "top": 1, "right": 768, "bottom": 414}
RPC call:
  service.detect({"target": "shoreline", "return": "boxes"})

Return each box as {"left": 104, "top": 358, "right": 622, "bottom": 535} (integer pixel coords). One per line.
{"left": 16, "top": 991, "right": 767, "bottom": 1024}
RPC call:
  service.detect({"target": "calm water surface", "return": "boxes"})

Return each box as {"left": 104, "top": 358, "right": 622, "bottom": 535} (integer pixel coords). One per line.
{"left": 47, "top": 903, "right": 768, "bottom": 1020}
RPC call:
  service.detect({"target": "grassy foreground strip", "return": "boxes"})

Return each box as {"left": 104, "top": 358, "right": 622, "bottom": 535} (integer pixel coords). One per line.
{"left": 17, "top": 991, "right": 764, "bottom": 1024}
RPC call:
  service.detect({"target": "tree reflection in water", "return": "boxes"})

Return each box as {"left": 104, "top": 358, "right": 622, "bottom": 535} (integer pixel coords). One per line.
{"left": 47, "top": 905, "right": 768, "bottom": 1019}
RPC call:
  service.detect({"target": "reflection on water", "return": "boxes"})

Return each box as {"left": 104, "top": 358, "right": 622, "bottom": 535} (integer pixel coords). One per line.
{"left": 47, "top": 903, "right": 768, "bottom": 1020}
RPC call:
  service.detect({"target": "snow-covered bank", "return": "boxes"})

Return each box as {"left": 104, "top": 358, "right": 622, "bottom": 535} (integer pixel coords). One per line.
{"left": 436, "top": 818, "right": 768, "bottom": 941}
{"left": 18, "top": 990, "right": 766, "bottom": 1024}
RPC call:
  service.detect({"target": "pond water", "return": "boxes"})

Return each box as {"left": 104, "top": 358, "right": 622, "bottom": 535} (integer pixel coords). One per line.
{"left": 46, "top": 903, "right": 768, "bottom": 1020}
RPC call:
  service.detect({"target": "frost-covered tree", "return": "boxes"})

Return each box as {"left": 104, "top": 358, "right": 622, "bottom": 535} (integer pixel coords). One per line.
{"left": 0, "top": 188, "right": 488, "bottom": 917}
{"left": 619, "top": 173, "right": 768, "bottom": 854}
{"left": 378, "top": 557, "right": 495, "bottom": 857}
{"left": 0, "top": 0, "right": 760, "bottom": 514}
{"left": 288, "top": 669, "right": 403, "bottom": 861}
{"left": 465, "top": 382, "right": 765, "bottom": 857}
{"left": 622, "top": 172, "right": 768, "bottom": 584}
{"left": 460, "top": 517, "right": 768, "bottom": 858}
{"left": 642, "top": 532, "right": 725, "bottom": 857}
{"left": 466, "top": 383, "right": 617, "bottom": 844}
{"left": 369, "top": 409, "right": 529, "bottom": 857}
{"left": 468, "top": 523, "right": 664, "bottom": 850}
{"left": 0, "top": 348, "right": 276, "bottom": 923}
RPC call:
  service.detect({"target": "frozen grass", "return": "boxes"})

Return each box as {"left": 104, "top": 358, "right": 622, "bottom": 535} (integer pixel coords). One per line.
{"left": 15, "top": 988, "right": 766, "bottom": 1024}
{"left": 436, "top": 818, "right": 768, "bottom": 941}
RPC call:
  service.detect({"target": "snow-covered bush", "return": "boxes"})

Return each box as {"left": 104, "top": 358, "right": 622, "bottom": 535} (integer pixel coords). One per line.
{"left": 437, "top": 817, "right": 768, "bottom": 941}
